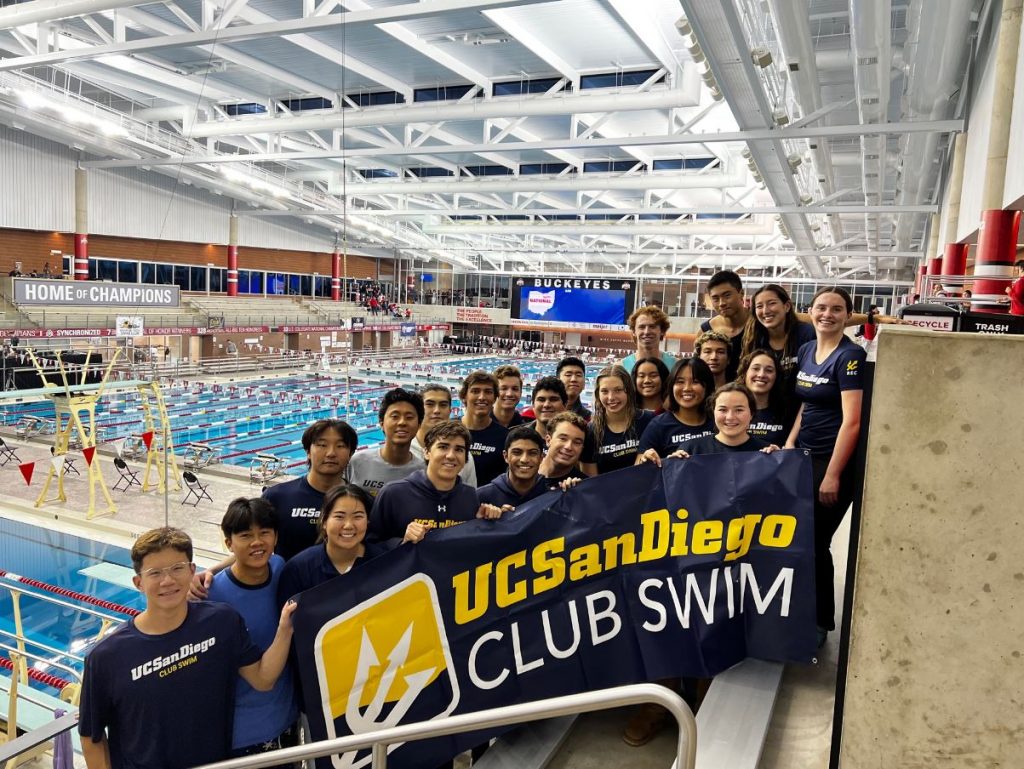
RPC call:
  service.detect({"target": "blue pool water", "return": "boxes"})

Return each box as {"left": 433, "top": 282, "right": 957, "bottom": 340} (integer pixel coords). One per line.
{"left": 0, "top": 516, "right": 142, "bottom": 693}
{"left": 0, "top": 359, "right": 597, "bottom": 477}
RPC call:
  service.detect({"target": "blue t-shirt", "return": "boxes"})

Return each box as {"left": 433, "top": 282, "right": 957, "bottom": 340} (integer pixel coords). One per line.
{"left": 208, "top": 556, "right": 297, "bottom": 750}
{"left": 794, "top": 336, "right": 867, "bottom": 455}
{"left": 779, "top": 322, "right": 817, "bottom": 375}
{"left": 79, "top": 602, "right": 261, "bottom": 769}
{"left": 749, "top": 407, "right": 787, "bottom": 446}
{"left": 680, "top": 434, "right": 768, "bottom": 455}
{"left": 277, "top": 542, "right": 388, "bottom": 607}
{"left": 467, "top": 419, "right": 509, "bottom": 486}
{"left": 262, "top": 476, "right": 324, "bottom": 561}
{"left": 621, "top": 350, "right": 678, "bottom": 372}
{"left": 637, "top": 411, "right": 715, "bottom": 457}
{"left": 595, "top": 411, "right": 655, "bottom": 474}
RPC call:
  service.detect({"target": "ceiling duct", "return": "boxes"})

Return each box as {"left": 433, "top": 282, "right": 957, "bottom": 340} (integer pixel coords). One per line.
{"left": 891, "top": 0, "right": 978, "bottom": 251}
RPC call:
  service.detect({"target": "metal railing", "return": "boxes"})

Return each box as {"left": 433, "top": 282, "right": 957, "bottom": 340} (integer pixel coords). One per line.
{"left": 195, "top": 683, "right": 696, "bottom": 769}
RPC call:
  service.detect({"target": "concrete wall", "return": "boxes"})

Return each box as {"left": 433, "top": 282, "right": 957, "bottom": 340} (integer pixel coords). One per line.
{"left": 839, "top": 327, "right": 1023, "bottom": 767}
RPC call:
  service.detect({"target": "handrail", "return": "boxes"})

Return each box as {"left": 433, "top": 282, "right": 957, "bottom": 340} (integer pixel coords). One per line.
{"left": 0, "top": 628, "right": 84, "bottom": 666}
{"left": 0, "top": 710, "right": 78, "bottom": 764}
{"left": 0, "top": 641, "right": 81, "bottom": 684}
{"left": 194, "top": 683, "right": 696, "bottom": 769}
{"left": 0, "top": 580, "right": 131, "bottom": 624}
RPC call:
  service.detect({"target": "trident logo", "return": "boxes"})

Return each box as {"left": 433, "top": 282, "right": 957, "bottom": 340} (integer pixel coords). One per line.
{"left": 345, "top": 624, "right": 436, "bottom": 732}
{"left": 314, "top": 574, "right": 460, "bottom": 769}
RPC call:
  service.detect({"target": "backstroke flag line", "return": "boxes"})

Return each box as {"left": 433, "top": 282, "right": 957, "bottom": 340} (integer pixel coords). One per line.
{"left": 293, "top": 451, "right": 817, "bottom": 769}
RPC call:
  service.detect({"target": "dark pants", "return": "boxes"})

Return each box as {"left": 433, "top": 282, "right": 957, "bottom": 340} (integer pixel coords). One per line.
{"left": 231, "top": 723, "right": 300, "bottom": 769}
{"left": 811, "top": 453, "right": 858, "bottom": 631}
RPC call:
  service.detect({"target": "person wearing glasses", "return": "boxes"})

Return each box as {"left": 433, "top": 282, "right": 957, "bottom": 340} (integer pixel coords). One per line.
{"left": 79, "top": 527, "right": 296, "bottom": 769}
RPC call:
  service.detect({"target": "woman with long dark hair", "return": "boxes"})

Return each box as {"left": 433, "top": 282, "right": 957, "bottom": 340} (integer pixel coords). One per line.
{"left": 741, "top": 284, "right": 815, "bottom": 380}
{"left": 635, "top": 357, "right": 716, "bottom": 462}
{"left": 785, "top": 286, "right": 867, "bottom": 647}
{"left": 631, "top": 356, "right": 670, "bottom": 413}
{"left": 590, "top": 365, "right": 654, "bottom": 474}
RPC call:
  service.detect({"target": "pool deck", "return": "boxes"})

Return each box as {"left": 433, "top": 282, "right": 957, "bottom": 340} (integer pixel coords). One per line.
{"left": 0, "top": 430, "right": 261, "bottom": 564}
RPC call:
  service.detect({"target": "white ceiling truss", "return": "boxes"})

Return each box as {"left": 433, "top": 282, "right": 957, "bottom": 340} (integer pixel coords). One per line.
{"left": 0, "top": 0, "right": 983, "bottom": 282}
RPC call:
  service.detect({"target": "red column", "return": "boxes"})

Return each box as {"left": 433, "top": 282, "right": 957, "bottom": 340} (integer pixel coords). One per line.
{"left": 972, "top": 209, "right": 1021, "bottom": 313}
{"left": 926, "top": 256, "right": 943, "bottom": 298}
{"left": 331, "top": 249, "right": 341, "bottom": 301}
{"left": 940, "top": 243, "right": 969, "bottom": 296}
{"left": 74, "top": 169, "right": 88, "bottom": 280}
{"left": 226, "top": 215, "right": 239, "bottom": 297}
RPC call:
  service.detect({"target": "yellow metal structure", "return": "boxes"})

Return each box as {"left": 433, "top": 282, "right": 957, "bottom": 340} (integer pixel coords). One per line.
{"left": 26, "top": 349, "right": 118, "bottom": 519}
{"left": 136, "top": 382, "right": 180, "bottom": 493}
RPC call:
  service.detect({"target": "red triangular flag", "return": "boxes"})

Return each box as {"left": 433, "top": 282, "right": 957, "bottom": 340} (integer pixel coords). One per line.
{"left": 141, "top": 431, "right": 154, "bottom": 449}
{"left": 83, "top": 446, "right": 96, "bottom": 466}
{"left": 19, "top": 462, "right": 34, "bottom": 486}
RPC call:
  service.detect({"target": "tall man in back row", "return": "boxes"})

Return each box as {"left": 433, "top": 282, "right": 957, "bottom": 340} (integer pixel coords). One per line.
{"left": 620, "top": 305, "right": 677, "bottom": 371}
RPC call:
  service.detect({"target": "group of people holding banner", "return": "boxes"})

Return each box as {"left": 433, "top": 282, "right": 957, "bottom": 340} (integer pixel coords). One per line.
{"left": 77, "top": 270, "right": 871, "bottom": 769}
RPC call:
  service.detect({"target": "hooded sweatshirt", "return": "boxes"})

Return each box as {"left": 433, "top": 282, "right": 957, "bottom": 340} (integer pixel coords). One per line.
{"left": 368, "top": 470, "right": 480, "bottom": 546}
{"left": 477, "top": 472, "right": 550, "bottom": 508}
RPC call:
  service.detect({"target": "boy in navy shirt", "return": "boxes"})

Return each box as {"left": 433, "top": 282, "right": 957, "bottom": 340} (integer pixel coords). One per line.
{"left": 207, "top": 499, "right": 299, "bottom": 758}
{"left": 80, "top": 527, "right": 295, "bottom": 769}
{"left": 477, "top": 426, "right": 549, "bottom": 508}
{"left": 459, "top": 371, "right": 509, "bottom": 485}
{"left": 369, "top": 421, "right": 504, "bottom": 547}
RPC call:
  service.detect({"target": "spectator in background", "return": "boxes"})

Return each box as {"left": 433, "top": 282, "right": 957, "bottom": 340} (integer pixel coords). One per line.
{"left": 1005, "top": 260, "right": 1024, "bottom": 316}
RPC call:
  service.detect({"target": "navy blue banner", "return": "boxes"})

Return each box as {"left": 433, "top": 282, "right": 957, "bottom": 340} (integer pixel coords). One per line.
{"left": 292, "top": 452, "right": 816, "bottom": 769}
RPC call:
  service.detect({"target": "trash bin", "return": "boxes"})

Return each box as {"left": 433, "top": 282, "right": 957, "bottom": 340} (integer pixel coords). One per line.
{"left": 898, "top": 302, "right": 961, "bottom": 332}
{"left": 958, "top": 311, "right": 1024, "bottom": 335}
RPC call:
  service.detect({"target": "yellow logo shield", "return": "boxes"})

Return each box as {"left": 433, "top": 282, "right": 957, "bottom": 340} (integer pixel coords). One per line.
{"left": 314, "top": 574, "right": 460, "bottom": 769}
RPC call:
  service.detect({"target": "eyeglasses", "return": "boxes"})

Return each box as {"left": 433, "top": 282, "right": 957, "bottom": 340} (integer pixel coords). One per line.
{"left": 140, "top": 561, "right": 192, "bottom": 581}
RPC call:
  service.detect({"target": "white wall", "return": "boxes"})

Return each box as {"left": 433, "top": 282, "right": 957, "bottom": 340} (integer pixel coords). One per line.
{"left": 0, "top": 125, "right": 342, "bottom": 252}
{"left": 957, "top": 40, "right": 998, "bottom": 243}
{"left": 1002, "top": 19, "right": 1024, "bottom": 209}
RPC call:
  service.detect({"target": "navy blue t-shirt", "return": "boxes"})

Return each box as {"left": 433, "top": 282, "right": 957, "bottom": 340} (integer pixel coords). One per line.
{"left": 778, "top": 322, "right": 817, "bottom": 376}
{"left": 276, "top": 542, "right": 388, "bottom": 607}
{"left": 569, "top": 398, "right": 593, "bottom": 421}
{"left": 79, "top": 602, "right": 261, "bottom": 769}
{"left": 749, "top": 407, "right": 787, "bottom": 446}
{"left": 794, "top": 336, "right": 867, "bottom": 455}
{"left": 208, "top": 556, "right": 297, "bottom": 750}
{"left": 492, "top": 410, "right": 525, "bottom": 428}
{"left": 262, "top": 476, "right": 324, "bottom": 561}
{"left": 681, "top": 434, "right": 768, "bottom": 455}
{"left": 638, "top": 411, "right": 715, "bottom": 456}
{"left": 466, "top": 419, "right": 509, "bottom": 486}
{"left": 595, "top": 411, "right": 654, "bottom": 474}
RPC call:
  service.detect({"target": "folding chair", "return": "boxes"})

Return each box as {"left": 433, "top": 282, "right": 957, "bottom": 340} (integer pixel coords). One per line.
{"left": 112, "top": 457, "right": 141, "bottom": 492}
{"left": 0, "top": 438, "right": 20, "bottom": 467}
{"left": 182, "top": 471, "right": 212, "bottom": 507}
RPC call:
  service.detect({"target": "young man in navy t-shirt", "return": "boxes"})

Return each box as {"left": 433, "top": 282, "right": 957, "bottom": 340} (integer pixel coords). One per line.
{"left": 191, "top": 419, "right": 358, "bottom": 599}
{"left": 80, "top": 527, "right": 295, "bottom": 769}
{"left": 207, "top": 499, "right": 299, "bottom": 758}
{"left": 459, "top": 371, "right": 509, "bottom": 485}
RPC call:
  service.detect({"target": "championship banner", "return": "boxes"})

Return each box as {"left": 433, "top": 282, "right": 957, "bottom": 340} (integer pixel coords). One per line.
{"left": 293, "top": 452, "right": 816, "bottom": 769}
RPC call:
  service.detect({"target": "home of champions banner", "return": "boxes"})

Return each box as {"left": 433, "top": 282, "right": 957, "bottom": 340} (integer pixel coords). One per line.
{"left": 292, "top": 451, "right": 816, "bottom": 769}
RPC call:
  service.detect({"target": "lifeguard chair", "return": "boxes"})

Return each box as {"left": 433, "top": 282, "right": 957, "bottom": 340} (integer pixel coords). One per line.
{"left": 182, "top": 442, "right": 218, "bottom": 470}
{"left": 249, "top": 454, "right": 283, "bottom": 486}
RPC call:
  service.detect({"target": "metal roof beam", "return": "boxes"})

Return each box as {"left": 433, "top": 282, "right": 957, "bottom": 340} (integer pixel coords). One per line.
{"left": 0, "top": 0, "right": 549, "bottom": 71}
{"left": 80, "top": 120, "right": 961, "bottom": 168}
{"left": 238, "top": 204, "right": 938, "bottom": 216}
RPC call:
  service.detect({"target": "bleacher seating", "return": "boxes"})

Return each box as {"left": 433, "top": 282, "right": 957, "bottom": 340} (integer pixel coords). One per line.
{"left": 186, "top": 295, "right": 322, "bottom": 326}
